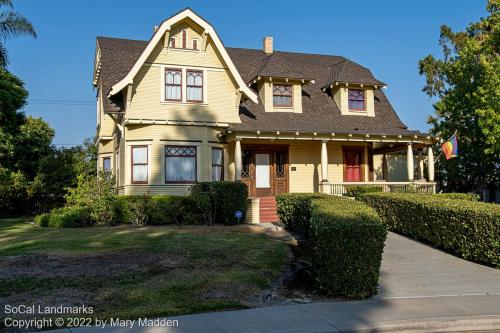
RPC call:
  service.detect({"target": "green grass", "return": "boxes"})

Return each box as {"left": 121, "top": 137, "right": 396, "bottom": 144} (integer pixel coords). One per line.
{"left": 0, "top": 218, "right": 289, "bottom": 324}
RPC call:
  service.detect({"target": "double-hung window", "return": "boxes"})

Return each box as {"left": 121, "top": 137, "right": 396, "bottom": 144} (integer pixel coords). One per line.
{"left": 165, "top": 68, "right": 182, "bottom": 101}
{"left": 102, "top": 157, "right": 111, "bottom": 173}
{"left": 186, "top": 70, "right": 203, "bottom": 102}
{"left": 273, "top": 84, "right": 293, "bottom": 107}
{"left": 165, "top": 146, "right": 197, "bottom": 183}
{"left": 131, "top": 146, "right": 148, "bottom": 184}
{"left": 348, "top": 89, "right": 366, "bottom": 111}
{"left": 211, "top": 148, "right": 223, "bottom": 181}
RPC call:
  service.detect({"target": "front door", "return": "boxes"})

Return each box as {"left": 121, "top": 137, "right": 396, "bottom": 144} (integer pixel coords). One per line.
{"left": 255, "top": 153, "right": 273, "bottom": 196}
{"left": 344, "top": 148, "right": 363, "bottom": 182}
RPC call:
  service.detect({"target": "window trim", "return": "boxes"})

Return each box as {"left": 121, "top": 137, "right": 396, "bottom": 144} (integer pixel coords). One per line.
{"left": 165, "top": 145, "right": 198, "bottom": 184}
{"left": 165, "top": 67, "right": 182, "bottom": 102}
{"left": 273, "top": 84, "right": 293, "bottom": 108}
{"left": 348, "top": 89, "right": 367, "bottom": 112}
{"left": 211, "top": 147, "right": 224, "bottom": 181}
{"left": 186, "top": 69, "right": 204, "bottom": 103}
{"left": 181, "top": 29, "right": 187, "bottom": 49}
{"left": 131, "top": 145, "right": 148, "bottom": 184}
{"left": 102, "top": 156, "right": 111, "bottom": 173}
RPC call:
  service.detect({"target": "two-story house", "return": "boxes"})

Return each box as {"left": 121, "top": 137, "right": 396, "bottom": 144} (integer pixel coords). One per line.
{"left": 93, "top": 8, "right": 436, "bottom": 222}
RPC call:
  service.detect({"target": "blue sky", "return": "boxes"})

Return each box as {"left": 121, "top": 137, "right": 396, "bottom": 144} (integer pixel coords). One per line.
{"left": 7, "top": 0, "right": 488, "bottom": 146}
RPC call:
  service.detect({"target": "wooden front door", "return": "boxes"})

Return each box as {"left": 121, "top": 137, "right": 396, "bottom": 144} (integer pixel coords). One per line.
{"left": 344, "top": 148, "right": 363, "bottom": 182}
{"left": 240, "top": 147, "right": 289, "bottom": 197}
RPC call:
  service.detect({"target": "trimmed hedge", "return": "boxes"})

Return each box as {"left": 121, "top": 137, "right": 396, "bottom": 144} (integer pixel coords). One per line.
{"left": 41, "top": 206, "right": 92, "bottom": 228}
{"left": 344, "top": 185, "right": 383, "bottom": 200}
{"left": 437, "top": 192, "right": 480, "bottom": 201}
{"left": 190, "top": 181, "right": 248, "bottom": 225}
{"left": 276, "top": 193, "right": 387, "bottom": 298}
{"left": 361, "top": 193, "right": 500, "bottom": 268}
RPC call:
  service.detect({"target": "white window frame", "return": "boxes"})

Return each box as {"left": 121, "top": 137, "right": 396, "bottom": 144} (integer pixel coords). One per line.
{"left": 125, "top": 141, "right": 152, "bottom": 185}
{"left": 160, "top": 66, "right": 208, "bottom": 104}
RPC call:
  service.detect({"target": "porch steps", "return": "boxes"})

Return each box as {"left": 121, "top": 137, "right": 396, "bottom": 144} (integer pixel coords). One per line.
{"left": 259, "top": 197, "right": 279, "bottom": 223}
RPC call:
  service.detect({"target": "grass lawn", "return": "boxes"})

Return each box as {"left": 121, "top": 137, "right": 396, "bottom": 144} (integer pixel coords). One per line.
{"left": 0, "top": 218, "right": 288, "bottom": 323}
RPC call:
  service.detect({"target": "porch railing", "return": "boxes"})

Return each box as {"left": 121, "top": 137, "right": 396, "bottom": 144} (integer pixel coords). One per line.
{"left": 328, "top": 182, "right": 436, "bottom": 196}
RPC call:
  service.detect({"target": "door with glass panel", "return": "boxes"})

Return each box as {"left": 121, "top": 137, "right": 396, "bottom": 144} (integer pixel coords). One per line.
{"left": 255, "top": 152, "right": 273, "bottom": 197}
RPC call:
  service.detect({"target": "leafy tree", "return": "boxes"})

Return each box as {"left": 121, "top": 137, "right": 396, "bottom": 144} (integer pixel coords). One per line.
{"left": 419, "top": 0, "right": 500, "bottom": 192}
{"left": 0, "top": 0, "right": 37, "bottom": 67}
{"left": 72, "top": 137, "right": 98, "bottom": 178}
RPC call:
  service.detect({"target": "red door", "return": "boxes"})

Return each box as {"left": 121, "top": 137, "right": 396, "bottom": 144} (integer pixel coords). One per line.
{"left": 344, "top": 148, "right": 363, "bottom": 182}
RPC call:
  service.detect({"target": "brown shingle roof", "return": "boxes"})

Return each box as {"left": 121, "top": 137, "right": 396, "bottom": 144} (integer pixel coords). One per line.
{"left": 96, "top": 37, "right": 420, "bottom": 136}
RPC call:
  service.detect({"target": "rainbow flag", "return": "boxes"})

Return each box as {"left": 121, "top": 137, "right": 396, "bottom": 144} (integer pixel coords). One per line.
{"left": 441, "top": 134, "right": 458, "bottom": 160}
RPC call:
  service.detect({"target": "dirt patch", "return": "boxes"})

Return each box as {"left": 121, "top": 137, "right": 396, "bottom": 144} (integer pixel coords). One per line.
{"left": 0, "top": 251, "right": 187, "bottom": 279}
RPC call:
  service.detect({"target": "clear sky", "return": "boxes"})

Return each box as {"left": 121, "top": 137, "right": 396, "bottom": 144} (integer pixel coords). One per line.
{"left": 6, "top": 0, "right": 488, "bottom": 146}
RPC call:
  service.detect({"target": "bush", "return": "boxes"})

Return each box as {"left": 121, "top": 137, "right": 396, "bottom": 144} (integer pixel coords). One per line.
{"left": 276, "top": 193, "right": 387, "bottom": 298}
{"left": 275, "top": 193, "right": 325, "bottom": 239}
{"left": 437, "top": 192, "right": 480, "bottom": 201}
{"left": 34, "top": 213, "right": 50, "bottom": 227}
{"left": 190, "top": 181, "right": 247, "bottom": 225}
{"left": 116, "top": 195, "right": 202, "bottom": 225}
{"left": 361, "top": 193, "right": 500, "bottom": 268}
{"left": 47, "top": 206, "right": 92, "bottom": 228}
{"left": 344, "top": 185, "right": 383, "bottom": 200}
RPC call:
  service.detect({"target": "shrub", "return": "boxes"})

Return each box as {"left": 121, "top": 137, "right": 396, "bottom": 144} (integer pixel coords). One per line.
{"left": 276, "top": 193, "right": 387, "bottom": 298}
{"left": 190, "top": 181, "right": 247, "bottom": 225}
{"left": 47, "top": 206, "right": 92, "bottom": 228}
{"left": 344, "top": 185, "right": 383, "bottom": 200}
{"left": 437, "top": 192, "right": 480, "bottom": 201}
{"left": 310, "top": 197, "right": 387, "bottom": 298}
{"left": 116, "top": 194, "right": 154, "bottom": 225}
{"left": 275, "top": 193, "right": 325, "bottom": 239}
{"left": 361, "top": 193, "right": 500, "bottom": 268}
{"left": 34, "top": 213, "right": 50, "bottom": 227}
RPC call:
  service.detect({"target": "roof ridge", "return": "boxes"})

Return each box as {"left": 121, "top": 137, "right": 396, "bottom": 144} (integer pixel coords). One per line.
{"left": 97, "top": 36, "right": 147, "bottom": 43}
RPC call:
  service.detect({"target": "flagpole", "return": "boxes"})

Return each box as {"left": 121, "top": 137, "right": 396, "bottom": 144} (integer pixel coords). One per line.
{"left": 434, "top": 130, "right": 457, "bottom": 164}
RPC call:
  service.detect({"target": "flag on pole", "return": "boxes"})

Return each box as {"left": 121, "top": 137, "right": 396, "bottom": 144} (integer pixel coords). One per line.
{"left": 441, "top": 134, "right": 458, "bottom": 160}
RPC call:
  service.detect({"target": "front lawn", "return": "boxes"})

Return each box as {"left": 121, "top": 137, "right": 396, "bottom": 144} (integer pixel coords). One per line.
{"left": 0, "top": 218, "right": 288, "bottom": 324}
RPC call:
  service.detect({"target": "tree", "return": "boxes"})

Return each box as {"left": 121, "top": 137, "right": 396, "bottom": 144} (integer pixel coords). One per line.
{"left": 419, "top": 0, "right": 500, "bottom": 192}
{"left": 0, "top": 0, "right": 36, "bottom": 67}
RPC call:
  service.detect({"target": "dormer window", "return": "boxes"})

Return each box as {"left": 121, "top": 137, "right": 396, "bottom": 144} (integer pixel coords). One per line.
{"left": 273, "top": 84, "right": 293, "bottom": 107}
{"left": 348, "top": 89, "right": 366, "bottom": 111}
{"left": 169, "top": 37, "right": 176, "bottom": 48}
{"left": 181, "top": 29, "right": 187, "bottom": 48}
{"left": 192, "top": 38, "right": 199, "bottom": 50}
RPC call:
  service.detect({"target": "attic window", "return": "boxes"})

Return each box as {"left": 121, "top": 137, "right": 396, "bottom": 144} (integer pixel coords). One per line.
{"left": 192, "top": 39, "right": 198, "bottom": 50}
{"left": 169, "top": 37, "right": 176, "bottom": 48}
{"left": 273, "top": 84, "right": 293, "bottom": 107}
{"left": 348, "top": 89, "right": 366, "bottom": 111}
{"left": 181, "top": 29, "right": 187, "bottom": 48}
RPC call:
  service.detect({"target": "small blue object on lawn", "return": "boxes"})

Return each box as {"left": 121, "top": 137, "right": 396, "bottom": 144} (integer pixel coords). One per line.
{"left": 235, "top": 211, "right": 243, "bottom": 225}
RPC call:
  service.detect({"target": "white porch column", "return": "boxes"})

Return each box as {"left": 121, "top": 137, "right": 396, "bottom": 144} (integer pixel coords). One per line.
{"left": 321, "top": 140, "right": 328, "bottom": 182}
{"left": 234, "top": 139, "right": 242, "bottom": 181}
{"left": 319, "top": 140, "right": 330, "bottom": 194}
{"left": 417, "top": 150, "right": 424, "bottom": 180}
{"left": 407, "top": 143, "right": 414, "bottom": 181}
{"left": 427, "top": 146, "right": 434, "bottom": 182}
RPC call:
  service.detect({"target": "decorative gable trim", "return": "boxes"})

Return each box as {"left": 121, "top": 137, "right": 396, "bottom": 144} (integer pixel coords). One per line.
{"left": 108, "top": 8, "right": 258, "bottom": 103}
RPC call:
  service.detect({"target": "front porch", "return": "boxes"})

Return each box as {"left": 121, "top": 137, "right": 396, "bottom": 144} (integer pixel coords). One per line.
{"left": 227, "top": 133, "right": 436, "bottom": 197}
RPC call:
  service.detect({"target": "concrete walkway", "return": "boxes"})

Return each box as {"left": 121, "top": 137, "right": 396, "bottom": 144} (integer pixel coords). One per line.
{"left": 51, "top": 232, "right": 500, "bottom": 333}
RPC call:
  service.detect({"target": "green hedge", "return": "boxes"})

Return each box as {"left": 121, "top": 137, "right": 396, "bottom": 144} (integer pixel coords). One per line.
{"left": 190, "top": 181, "right": 248, "bottom": 225}
{"left": 37, "top": 206, "right": 92, "bottom": 228}
{"left": 276, "top": 193, "right": 387, "bottom": 298}
{"left": 275, "top": 193, "right": 326, "bottom": 239}
{"left": 344, "top": 185, "right": 383, "bottom": 200}
{"left": 361, "top": 193, "right": 500, "bottom": 268}
{"left": 437, "top": 192, "right": 480, "bottom": 201}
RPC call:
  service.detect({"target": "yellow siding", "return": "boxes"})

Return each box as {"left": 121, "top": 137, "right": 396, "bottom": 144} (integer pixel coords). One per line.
{"left": 121, "top": 124, "right": 225, "bottom": 195}
{"left": 97, "top": 89, "right": 115, "bottom": 137}
{"left": 98, "top": 140, "right": 114, "bottom": 154}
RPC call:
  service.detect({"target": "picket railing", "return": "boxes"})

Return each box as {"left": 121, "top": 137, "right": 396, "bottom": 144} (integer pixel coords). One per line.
{"left": 328, "top": 182, "right": 436, "bottom": 196}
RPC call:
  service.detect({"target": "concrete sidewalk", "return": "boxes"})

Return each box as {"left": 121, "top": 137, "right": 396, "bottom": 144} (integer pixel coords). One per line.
{"left": 51, "top": 232, "right": 500, "bottom": 333}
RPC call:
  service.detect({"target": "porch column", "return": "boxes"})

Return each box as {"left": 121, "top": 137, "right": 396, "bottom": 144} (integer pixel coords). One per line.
{"left": 427, "top": 146, "right": 434, "bottom": 182}
{"left": 319, "top": 140, "right": 330, "bottom": 194}
{"left": 407, "top": 143, "right": 414, "bottom": 181}
{"left": 235, "top": 139, "right": 242, "bottom": 181}
{"left": 417, "top": 150, "right": 424, "bottom": 180}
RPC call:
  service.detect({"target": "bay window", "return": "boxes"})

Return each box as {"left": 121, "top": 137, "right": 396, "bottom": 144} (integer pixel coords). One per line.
{"left": 211, "top": 148, "right": 223, "bottom": 181}
{"left": 165, "top": 146, "right": 197, "bottom": 183}
{"left": 131, "top": 146, "right": 148, "bottom": 184}
{"left": 186, "top": 70, "right": 203, "bottom": 102}
{"left": 165, "top": 68, "right": 182, "bottom": 101}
